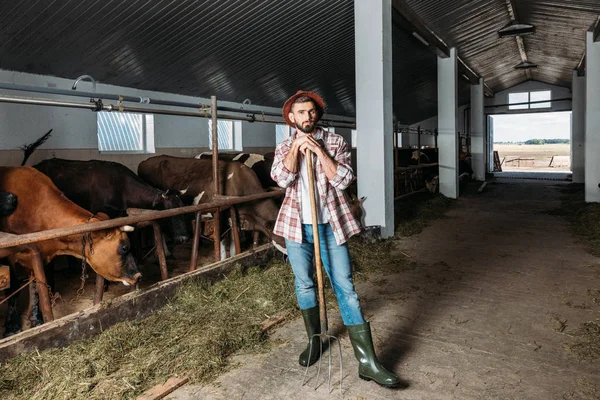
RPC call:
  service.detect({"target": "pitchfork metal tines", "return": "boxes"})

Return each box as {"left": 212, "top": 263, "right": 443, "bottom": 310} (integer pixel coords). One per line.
{"left": 300, "top": 150, "right": 343, "bottom": 395}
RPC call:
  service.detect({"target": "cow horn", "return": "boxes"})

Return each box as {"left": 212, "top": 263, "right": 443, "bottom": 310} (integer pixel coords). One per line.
{"left": 120, "top": 225, "right": 135, "bottom": 232}
{"left": 161, "top": 190, "right": 168, "bottom": 199}
{"left": 179, "top": 187, "right": 188, "bottom": 195}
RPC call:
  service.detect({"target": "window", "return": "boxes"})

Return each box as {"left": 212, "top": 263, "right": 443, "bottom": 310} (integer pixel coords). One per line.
{"left": 351, "top": 129, "right": 357, "bottom": 148}
{"left": 208, "top": 120, "right": 234, "bottom": 150}
{"left": 97, "top": 112, "right": 155, "bottom": 153}
{"left": 529, "top": 90, "right": 551, "bottom": 109}
{"left": 508, "top": 90, "right": 551, "bottom": 110}
{"left": 276, "top": 124, "right": 290, "bottom": 144}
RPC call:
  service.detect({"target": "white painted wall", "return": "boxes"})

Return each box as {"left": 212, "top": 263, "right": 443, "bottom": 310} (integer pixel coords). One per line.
{"left": 407, "top": 80, "right": 573, "bottom": 150}
{"left": 241, "top": 121, "right": 277, "bottom": 148}
{"left": 0, "top": 69, "right": 288, "bottom": 154}
{"left": 487, "top": 80, "right": 572, "bottom": 114}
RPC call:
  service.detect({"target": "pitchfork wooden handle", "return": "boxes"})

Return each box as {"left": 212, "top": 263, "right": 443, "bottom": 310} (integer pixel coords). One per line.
{"left": 305, "top": 150, "right": 328, "bottom": 333}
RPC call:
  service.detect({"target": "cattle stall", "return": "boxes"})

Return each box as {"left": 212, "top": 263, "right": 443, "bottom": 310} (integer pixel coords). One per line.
{"left": 393, "top": 125, "right": 440, "bottom": 199}
{"left": 0, "top": 90, "right": 355, "bottom": 359}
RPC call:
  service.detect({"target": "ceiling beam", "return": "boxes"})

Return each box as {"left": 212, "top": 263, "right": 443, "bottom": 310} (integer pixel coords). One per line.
{"left": 574, "top": 16, "right": 600, "bottom": 77}
{"left": 594, "top": 15, "right": 600, "bottom": 42}
{"left": 391, "top": 0, "right": 494, "bottom": 97}
{"left": 503, "top": 0, "right": 532, "bottom": 80}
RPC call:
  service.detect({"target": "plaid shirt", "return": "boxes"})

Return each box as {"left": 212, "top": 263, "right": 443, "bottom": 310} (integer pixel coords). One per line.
{"left": 271, "top": 128, "right": 361, "bottom": 245}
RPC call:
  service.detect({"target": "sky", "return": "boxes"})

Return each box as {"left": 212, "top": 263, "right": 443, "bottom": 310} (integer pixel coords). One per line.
{"left": 491, "top": 111, "right": 571, "bottom": 143}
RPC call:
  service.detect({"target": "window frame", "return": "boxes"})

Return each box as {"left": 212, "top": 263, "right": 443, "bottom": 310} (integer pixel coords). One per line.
{"left": 208, "top": 119, "right": 236, "bottom": 151}
{"left": 508, "top": 90, "right": 552, "bottom": 111}
{"left": 97, "top": 112, "right": 155, "bottom": 154}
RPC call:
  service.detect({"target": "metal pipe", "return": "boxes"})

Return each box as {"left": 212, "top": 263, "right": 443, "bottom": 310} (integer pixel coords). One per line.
{"left": 0, "top": 190, "right": 284, "bottom": 250}
{"left": 0, "top": 82, "right": 356, "bottom": 127}
{"left": 484, "top": 97, "right": 572, "bottom": 109}
{"left": 71, "top": 75, "right": 97, "bottom": 91}
{"left": 216, "top": 104, "right": 355, "bottom": 124}
{"left": 0, "top": 93, "right": 356, "bottom": 128}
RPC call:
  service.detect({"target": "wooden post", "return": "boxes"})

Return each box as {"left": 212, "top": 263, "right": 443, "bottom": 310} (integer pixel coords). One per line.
{"left": 252, "top": 231, "right": 260, "bottom": 249}
{"left": 189, "top": 212, "right": 201, "bottom": 272}
{"left": 152, "top": 222, "right": 168, "bottom": 281}
{"left": 229, "top": 207, "right": 241, "bottom": 255}
{"left": 93, "top": 273, "right": 104, "bottom": 305}
{"left": 28, "top": 244, "right": 54, "bottom": 323}
{"left": 211, "top": 95, "right": 221, "bottom": 262}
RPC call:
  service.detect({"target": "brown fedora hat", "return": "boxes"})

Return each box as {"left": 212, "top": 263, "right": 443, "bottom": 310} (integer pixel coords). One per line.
{"left": 282, "top": 90, "right": 326, "bottom": 127}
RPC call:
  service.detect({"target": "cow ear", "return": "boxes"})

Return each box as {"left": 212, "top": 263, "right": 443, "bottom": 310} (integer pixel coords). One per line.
{"left": 96, "top": 212, "right": 110, "bottom": 221}
{"left": 359, "top": 196, "right": 366, "bottom": 202}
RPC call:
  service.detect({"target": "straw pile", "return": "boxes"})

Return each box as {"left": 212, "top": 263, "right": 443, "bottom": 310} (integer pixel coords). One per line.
{"left": 0, "top": 193, "right": 454, "bottom": 399}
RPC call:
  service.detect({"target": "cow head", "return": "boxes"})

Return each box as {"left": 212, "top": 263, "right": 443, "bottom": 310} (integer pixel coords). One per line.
{"left": 153, "top": 189, "right": 189, "bottom": 244}
{"left": 84, "top": 215, "right": 141, "bottom": 286}
{"left": 349, "top": 194, "right": 366, "bottom": 227}
{"left": 238, "top": 198, "right": 284, "bottom": 247}
{"left": 0, "top": 191, "right": 17, "bottom": 217}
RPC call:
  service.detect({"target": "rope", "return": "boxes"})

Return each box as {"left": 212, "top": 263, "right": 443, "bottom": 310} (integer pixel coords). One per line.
{"left": 0, "top": 276, "right": 34, "bottom": 307}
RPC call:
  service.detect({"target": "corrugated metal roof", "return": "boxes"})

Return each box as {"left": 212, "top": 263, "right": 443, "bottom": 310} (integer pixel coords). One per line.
{"left": 404, "top": 0, "right": 599, "bottom": 92}
{"left": 0, "top": 1, "right": 598, "bottom": 125}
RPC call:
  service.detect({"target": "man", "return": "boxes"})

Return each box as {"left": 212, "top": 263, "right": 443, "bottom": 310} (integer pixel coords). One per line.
{"left": 270, "top": 90, "right": 401, "bottom": 388}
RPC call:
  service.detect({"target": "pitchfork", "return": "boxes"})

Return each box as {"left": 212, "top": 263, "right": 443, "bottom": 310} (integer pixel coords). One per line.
{"left": 301, "top": 149, "right": 343, "bottom": 395}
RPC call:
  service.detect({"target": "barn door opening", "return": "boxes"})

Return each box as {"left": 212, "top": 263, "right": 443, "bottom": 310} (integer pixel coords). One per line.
{"left": 490, "top": 111, "right": 572, "bottom": 178}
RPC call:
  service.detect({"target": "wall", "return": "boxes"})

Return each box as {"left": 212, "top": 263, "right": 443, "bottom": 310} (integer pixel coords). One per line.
{"left": 0, "top": 70, "right": 284, "bottom": 170}
{"left": 406, "top": 105, "right": 468, "bottom": 148}
{"left": 406, "top": 80, "right": 572, "bottom": 149}
{"left": 486, "top": 80, "right": 571, "bottom": 114}
{"left": 241, "top": 121, "right": 277, "bottom": 154}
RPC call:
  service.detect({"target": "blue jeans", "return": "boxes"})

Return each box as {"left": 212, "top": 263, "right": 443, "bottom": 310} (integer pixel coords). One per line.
{"left": 285, "top": 223, "right": 365, "bottom": 326}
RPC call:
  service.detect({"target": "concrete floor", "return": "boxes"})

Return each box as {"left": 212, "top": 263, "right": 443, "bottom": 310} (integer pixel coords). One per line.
{"left": 169, "top": 179, "right": 600, "bottom": 400}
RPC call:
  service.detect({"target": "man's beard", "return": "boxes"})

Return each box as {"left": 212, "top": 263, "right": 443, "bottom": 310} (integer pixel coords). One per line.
{"left": 295, "top": 121, "right": 315, "bottom": 133}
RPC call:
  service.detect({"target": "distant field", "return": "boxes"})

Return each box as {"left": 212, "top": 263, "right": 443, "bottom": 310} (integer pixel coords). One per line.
{"left": 494, "top": 143, "right": 570, "bottom": 171}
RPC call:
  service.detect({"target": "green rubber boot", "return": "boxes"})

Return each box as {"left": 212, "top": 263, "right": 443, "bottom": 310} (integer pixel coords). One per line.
{"left": 298, "top": 306, "right": 322, "bottom": 367}
{"left": 347, "top": 321, "right": 401, "bottom": 388}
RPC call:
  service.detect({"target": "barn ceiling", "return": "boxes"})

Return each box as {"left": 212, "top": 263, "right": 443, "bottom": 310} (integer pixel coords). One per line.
{"left": 0, "top": 0, "right": 597, "bottom": 125}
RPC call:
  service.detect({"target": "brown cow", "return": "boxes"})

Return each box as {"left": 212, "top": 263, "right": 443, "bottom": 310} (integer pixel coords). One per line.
{"left": 138, "top": 155, "right": 285, "bottom": 254}
{"left": 0, "top": 166, "right": 140, "bottom": 336}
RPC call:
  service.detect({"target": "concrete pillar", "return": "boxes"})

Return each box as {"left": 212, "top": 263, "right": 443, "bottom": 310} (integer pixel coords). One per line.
{"left": 572, "top": 70, "right": 585, "bottom": 183}
{"left": 438, "top": 48, "right": 459, "bottom": 198}
{"left": 355, "top": 0, "right": 394, "bottom": 237}
{"left": 585, "top": 30, "right": 600, "bottom": 202}
{"left": 470, "top": 78, "right": 486, "bottom": 181}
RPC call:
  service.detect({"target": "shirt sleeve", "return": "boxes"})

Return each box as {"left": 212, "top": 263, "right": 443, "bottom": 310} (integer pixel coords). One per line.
{"left": 270, "top": 139, "right": 299, "bottom": 188}
{"left": 328, "top": 137, "right": 354, "bottom": 190}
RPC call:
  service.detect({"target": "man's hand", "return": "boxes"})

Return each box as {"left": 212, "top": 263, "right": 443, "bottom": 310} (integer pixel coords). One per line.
{"left": 297, "top": 135, "right": 323, "bottom": 156}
